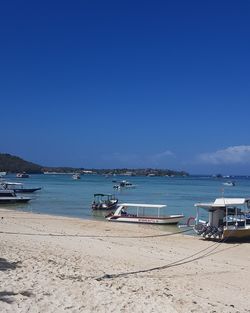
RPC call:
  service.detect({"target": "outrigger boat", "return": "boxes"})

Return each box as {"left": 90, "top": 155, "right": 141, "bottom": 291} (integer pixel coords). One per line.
{"left": 106, "top": 203, "right": 184, "bottom": 224}
{"left": 194, "top": 198, "right": 250, "bottom": 240}
{"left": 92, "top": 193, "right": 118, "bottom": 210}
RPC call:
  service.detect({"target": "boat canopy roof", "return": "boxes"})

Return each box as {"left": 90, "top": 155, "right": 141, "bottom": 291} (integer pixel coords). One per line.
{"left": 94, "top": 193, "right": 112, "bottom": 197}
{"left": 195, "top": 198, "right": 250, "bottom": 210}
{"left": 1, "top": 181, "right": 23, "bottom": 186}
{"left": 119, "top": 203, "right": 166, "bottom": 209}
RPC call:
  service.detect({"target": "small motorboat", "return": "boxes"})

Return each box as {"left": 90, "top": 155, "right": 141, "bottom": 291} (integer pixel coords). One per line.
{"left": 106, "top": 203, "right": 184, "bottom": 224}
{"left": 0, "top": 181, "right": 41, "bottom": 193}
{"left": 16, "top": 172, "right": 30, "bottom": 178}
{"left": 92, "top": 193, "right": 118, "bottom": 210}
{"left": 0, "top": 190, "right": 31, "bottom": 204}
{"left": 113, "top": 180, "right": 136, "bottom": 190}
{"left": 222, "top": 181, "right": 235, "bottom": 187}
{"left": 72, "top": 173, "right": 81, "bottom": 180}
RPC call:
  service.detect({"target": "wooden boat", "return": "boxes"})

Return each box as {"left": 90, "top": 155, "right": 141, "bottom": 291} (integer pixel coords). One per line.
{"left": 92, "top": 193, "right": 118, "bottom": 210}
{"left": 0, "top": 181, "right": 41, "bottom": 193}
{"left": 105, "top": 203, "right": 184, "bottom": 224}
{"left": 0, "top": 190, "right": 31, "bottom": 204}
{"left": 194, "top": 198, "right": 250, "bottom": 240}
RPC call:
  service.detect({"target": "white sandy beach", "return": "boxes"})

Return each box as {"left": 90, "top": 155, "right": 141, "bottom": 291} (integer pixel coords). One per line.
{"left": 0, "top": 208, "right": 250, "bottom": 313}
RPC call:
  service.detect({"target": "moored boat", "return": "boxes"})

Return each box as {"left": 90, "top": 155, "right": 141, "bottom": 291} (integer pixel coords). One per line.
{"left": 0, "top": 190, "right": 31, "bottom": 204}
{"left": 16, "top": 172, "right": 30, "bottom": 178}
{"left": 194, "top": 198, "right": 250, "bottom": 240}
{"left": 92, "top": 193, "right": 118, "bottom": 210}
{"left": 222, "top": 181, "right": 235, "bottom": 187}
{"left": 72, "top": 173, "right": 81, "bottom": 180}
{"left": 113, "top": 180, "right": 136, "bottom": 190}
{"left": 0, "top": 181, "right": 41, "bottom": 193}
{"left": 105, "top": 203, "right": 184, "bottom": 224}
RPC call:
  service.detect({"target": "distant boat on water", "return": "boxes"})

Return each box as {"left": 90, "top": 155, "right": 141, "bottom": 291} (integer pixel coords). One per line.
{"left": 16, "top": 172, "right": 30, "bottom": 178}
{"left": 113, "top": 180, "right": 136, "bottom": 190}
{"left": 72, "top": 173, "right": 81, "bottom": 180}
{"left": 222, "top": 181, "right": 235, "bottom": 187}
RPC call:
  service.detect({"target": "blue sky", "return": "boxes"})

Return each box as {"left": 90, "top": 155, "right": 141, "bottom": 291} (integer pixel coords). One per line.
{"left": 0, "top": 0, "right": 249, "bottom": 174}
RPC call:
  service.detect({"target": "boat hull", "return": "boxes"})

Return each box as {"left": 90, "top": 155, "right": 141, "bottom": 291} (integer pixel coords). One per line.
{"left": 14, "top": 188, "right": 41, "bottom": 193}
{"left": 0, "top": 198, "right": 31, "bottom": 204}
{"left": 223, "top": 227, "right": 250, "bottom": 240}
{"left": 107, "top": 215, "right": 184, "bottom": 225}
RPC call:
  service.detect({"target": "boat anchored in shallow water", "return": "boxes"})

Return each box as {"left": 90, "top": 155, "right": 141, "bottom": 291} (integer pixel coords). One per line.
{"left": 194, "top": 198, "right": 250, "bottom": 240}
{"left": 0, "top": 190, "right": 31, "bottom": 204}
{"left": 105, "top": 203, "right": 184, "bottom": 225}
{"left": 92, "top": 193, "right": 118, "bottom": 210}
{"left": 1, "top": 181, "right": 41, "bottom": 193}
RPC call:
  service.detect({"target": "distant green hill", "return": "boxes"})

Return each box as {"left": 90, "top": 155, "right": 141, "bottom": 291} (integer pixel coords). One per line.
{"left": 0, "top": 153, "right": 43, "bottom": 173}
{"left": 0, "top": 153, "right": 188, "bottom": 176}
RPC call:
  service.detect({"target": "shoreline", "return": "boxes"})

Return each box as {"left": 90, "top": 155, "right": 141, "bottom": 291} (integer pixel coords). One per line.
{"left": 1, "top": 208, "right": 250, "bottom": 312}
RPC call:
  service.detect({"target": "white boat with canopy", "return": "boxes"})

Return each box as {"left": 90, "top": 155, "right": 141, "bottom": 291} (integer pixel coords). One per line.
{"left": 105, "top": 203, "right": 184, "bottom": 225}
{"left": 194, "top": 198, "right": 250, "bottom": 240}
{"left": 1, "top": 181, "right": 41, "bottom": 193}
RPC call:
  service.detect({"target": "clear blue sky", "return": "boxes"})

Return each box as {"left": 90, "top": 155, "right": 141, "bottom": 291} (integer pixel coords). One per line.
{"left": 0, "top": 0, "right": 249, "bottom": 174}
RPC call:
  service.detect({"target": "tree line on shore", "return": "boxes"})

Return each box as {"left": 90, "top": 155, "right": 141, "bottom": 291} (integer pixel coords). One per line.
{"left": 0, "top": 153, "right": 188, "bottom": 177}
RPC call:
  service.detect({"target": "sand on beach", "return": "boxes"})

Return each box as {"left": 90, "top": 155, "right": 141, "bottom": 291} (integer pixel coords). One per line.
{"left": 0, "top": 208, "right": 250, "bottom": 313}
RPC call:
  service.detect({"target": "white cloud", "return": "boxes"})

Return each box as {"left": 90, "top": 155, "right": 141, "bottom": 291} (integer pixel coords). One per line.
{"left": 198, "top": 145, "right": 250, "bottom": 164}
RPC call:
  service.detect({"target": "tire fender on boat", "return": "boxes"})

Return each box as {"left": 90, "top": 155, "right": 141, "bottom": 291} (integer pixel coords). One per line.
{"left": 187, "top": 216, "right": 195, "bottom": 227}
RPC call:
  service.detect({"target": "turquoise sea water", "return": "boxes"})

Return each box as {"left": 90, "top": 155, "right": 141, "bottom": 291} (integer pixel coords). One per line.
{"left": 2, "top": 174, "right": 250, "bottom": 228}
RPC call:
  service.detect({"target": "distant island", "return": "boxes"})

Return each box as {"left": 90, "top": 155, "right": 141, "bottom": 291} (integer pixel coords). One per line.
{"left": 0, "top": 153, "right": 188, "bottom": 177}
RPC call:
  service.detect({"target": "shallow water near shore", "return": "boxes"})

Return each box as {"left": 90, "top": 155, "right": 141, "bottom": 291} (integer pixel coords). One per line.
{"left": 2, "top": 174, "right": 250, "bottom": 229}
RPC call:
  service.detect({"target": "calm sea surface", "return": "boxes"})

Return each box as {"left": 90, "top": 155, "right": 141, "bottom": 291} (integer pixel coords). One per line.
{"left": 2, "top": 174, "right": 250, "bottom": 230}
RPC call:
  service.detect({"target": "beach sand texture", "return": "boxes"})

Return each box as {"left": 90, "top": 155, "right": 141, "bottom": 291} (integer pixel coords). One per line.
{"left": 0, "top": 208, "right": 250, "bottom": 313}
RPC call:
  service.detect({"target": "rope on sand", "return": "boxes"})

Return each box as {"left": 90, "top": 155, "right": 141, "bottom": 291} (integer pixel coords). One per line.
{"left": 0, "top": 228, "right": 192, "bottom": 239}
{"left": 95, "top": 231, "right": 239, "bottom": 281}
